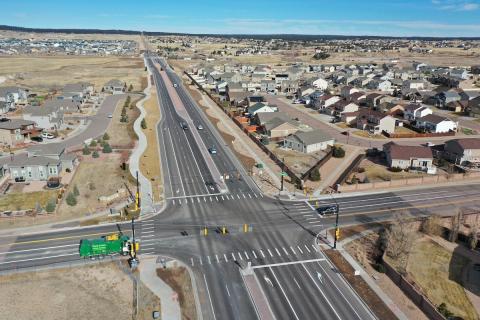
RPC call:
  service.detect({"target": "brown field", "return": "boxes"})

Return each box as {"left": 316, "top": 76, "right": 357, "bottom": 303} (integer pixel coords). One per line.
{"left": 0, "top": 56, "right": 145, "bottom": 94}
{"left": 106, "top": 96, "right": 141, "bottom": 146}
{"left": 157, "top": 267, "right": 197, "bottom": 320}
{"left": 0, "top": 30, "right": 141, "bottom": 42}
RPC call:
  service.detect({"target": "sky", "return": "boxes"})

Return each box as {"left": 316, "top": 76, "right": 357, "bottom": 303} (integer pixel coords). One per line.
{"left": 3, "top": 0, "right": 480, "bottom": 37}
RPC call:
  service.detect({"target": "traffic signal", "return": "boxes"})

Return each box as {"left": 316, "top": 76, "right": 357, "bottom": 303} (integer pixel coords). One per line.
{"left": 203, "top": 227, "right": 208, "bottom": 236}
{"left": 335, "top": 228, "right": 340, "bottom": 240}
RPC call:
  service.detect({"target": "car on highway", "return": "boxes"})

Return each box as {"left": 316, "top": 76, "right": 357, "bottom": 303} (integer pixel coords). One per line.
{"left": 180, "top": 122, "right": 188, "bottom": 130}
{"left": 316, "top": 204, "right": 338, "bottom": 216}
{"left": 41, "top": 132, "right": 55, "bottom": 139}
{"left": 173, "top": 83, "right": 178, "bottom": 88}
{"left": 107, "top": 114, "right": 113, "bottom": 118}
{"left": 208, "top": 146, "right": 217, "bottom": 154}
{"left": 197, "top": 124, "right": 204, "bottom": 130}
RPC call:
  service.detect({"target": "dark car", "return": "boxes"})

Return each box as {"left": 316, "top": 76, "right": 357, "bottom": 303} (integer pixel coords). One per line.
{"left": 14, "top": 177, "right": 26, "bottom": 183}
{"left": 31, "top": 136, "right": 43, "bottom": 142}
{"left": 316, "top": 204, "right": 338, "bottom": 216}
{"left": 180, "top": 122, "right": 188, "bottom": 130}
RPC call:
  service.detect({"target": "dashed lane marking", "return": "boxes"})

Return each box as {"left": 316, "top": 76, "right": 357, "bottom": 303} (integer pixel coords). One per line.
{"left": 267, "top": 249, "right": 274, "bottom": 257}
{"left": 297, "top": 246, "right": 304, "bottom": 254}
{"left": 282, "top": 247, "right": 289, "bottom": 255}
{"left": 304, "top": 244, "right": 311, "bottom": 253}
{"left": 290, "top": 246, "right": 296, "bottom": 255}
{"left": 260, "top": 249, "right": 266, "bottom": 258}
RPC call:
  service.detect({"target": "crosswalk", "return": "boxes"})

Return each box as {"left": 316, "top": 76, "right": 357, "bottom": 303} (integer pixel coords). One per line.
{"left": 168, "top": 192, "right": 264, "bottom": 205}
{"left": 188, "top": 243, "right": 322, "bottom": 268}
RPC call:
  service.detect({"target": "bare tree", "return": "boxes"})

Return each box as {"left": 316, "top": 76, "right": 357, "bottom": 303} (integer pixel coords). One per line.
{"left": 421, "top": 215, "right": 443, "bottom": 236}
{"left": 469, "top": 222, "right": 479, "bottom": 250}
{"left": 385, "top": 213, "right": 417, "bottom": 264}
{"left": 449, "top": 208, "right": 464, "bottom": 243}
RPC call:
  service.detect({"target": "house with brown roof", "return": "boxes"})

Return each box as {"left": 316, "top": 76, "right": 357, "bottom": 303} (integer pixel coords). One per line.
{"left": 415, "top": 114, "right": 457, "bottom": 133}
{"left": 0, "top": 119, "right": 40, "bottom": 146}
{"left": 384, "top": 142, "right": 436, "bottom": 173}
{"left": 355, "top": 109, "right": 396, "bottom": 134}
{"left": 444, "top": 138, "right": 480, "bottom": 167}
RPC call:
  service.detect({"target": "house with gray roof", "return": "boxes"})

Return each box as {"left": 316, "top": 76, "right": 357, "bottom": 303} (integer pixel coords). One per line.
{"left": 283, "top": 130, "right": 334, "bottom": 154}
{"left": 5, "top": 144, "right": 77, "bottom": 181}
{"left": 22, "top": 99, "right": 79, "bottom": 130}
{"left": 0, "top": 86, "right": 28, "bottom": 111}
{"left": 0, "top": 119, "right": 39, "bottom": 146}
{"left": 103, "top": 79, "right": 126, "bottom": 94}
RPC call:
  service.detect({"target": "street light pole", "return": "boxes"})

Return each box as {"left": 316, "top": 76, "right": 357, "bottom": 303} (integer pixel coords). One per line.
{"left": 329, "top": 193, "right": 341, "bottom": 249}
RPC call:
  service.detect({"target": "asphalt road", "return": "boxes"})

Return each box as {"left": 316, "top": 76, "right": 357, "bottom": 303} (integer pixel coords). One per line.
{"left": 1, "top": 54, "right": 479, "bottom": 319}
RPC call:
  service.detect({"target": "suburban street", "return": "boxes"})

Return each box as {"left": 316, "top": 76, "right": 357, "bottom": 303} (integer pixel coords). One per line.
{"left": 1, "top": 54, "right": 479, "bottom": 320}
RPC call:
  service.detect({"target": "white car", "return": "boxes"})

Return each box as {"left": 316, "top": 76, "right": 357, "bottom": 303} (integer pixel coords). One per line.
{"left": 107, "top": 114, "right": 113, "bottom": 118}
{"left": 41, "top": 132, "right": 55, "bottom": 139}
{"left": 197, "top": 124, "right": 204, "bottom": 130}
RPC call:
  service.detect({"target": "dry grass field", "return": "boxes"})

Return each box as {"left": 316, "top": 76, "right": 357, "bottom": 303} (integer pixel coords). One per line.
{"left": 157, "top": 267, "right": 197, "bottom": 320}
{"left": 106, "top": 97, "right": 141, "bottom": 146}
{"left": 0, "top": 56, "right": 145, "bottom": 94}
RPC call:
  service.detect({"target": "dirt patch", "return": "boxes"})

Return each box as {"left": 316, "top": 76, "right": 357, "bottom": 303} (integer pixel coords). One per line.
{"left": 157, "top": 267, "right": 197, "bottom": 320}
{"left": 106, "top": 96, "right": 141, "bottom": 147}
{"left": 0, "top": 262, "right": 134, "bottom": 320}
{"left": 140, "top": 89, "right": 163, "bottom": 201}
{"left": 137, "top": 281, "right": 162, "bottom": 320}
{"left": 324, "top": 249, "right": 398, "bottom": 320}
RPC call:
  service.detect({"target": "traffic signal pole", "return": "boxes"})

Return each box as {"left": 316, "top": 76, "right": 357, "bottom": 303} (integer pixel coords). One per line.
{"left": 329, "top": 193, "right": 340, "bottom": 249}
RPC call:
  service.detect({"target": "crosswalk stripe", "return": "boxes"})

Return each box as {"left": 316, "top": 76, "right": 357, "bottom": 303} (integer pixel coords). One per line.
{"left": 254, "top": 193, "right": 258, "bottom": 198}
{"left": 275, "top": 248, "right": 281, "bottom": 256}
{"left": 260, "top": 193, "right": 264, "bottom": 197}
{"left": 199, "top": 257, "right": 203, "bottom": 265}
{"left": 207, "top": 256, "right": 211, "bottom": 264}
{"left": 297, "top": 245, "right": 304, "bottom": 254}
{"left": 238, "top": 252, "right": 243, "bottom": 260}
{"left": 282, "top": 247, "right": 289, "bottom": 255}
{"left": 242, "top": 193, "right": 246, "bottom": 199}
{"left": 312, "top": 244, "right": 319, "bottom": 252}
{"left": 248, "top": 193, "right": 252, "bottom": 199}
{"left": 290, "top": 246, "right": 296, "bottom": 254}
{"left": 304, "top": 244, "right": 311, "bottom": 253}
{"left": 237, "top": 194, "right": 241, "bottom": 199}
{"left": 224, "top": 254, "right": 228, "bottom": 262}
{"left": 231, "top": 253, "right": 236, "bottom": 261}
{"left": 210, "top": 196, "right": 213, "bottom": 202}
{"left": 191, "top": 258, "right": 194, "bottom": 266}
{"left": 215, "top": 255, "right": 220, "bottom": 263}
{"left": 191, "top": 198, "right": 194, "bottom": 204}
{"left": 197, "top": 197, "right": 200, "bottom": 203}
{"left": 216, "top": 196, "right": 219, "bottom": 201}
{"left": 172, "top": 199, "right": 176, "bottom": 205}
{"left": 203, "top": 197, "right": 206, "bottom": 202}
{"left": 244, "top": 251, "right": 249, "bottom": 260}
{"left": 221, "top": 195, "right": 224, "bottom": 200}
{"left": 260, "top": 249, "right": 265, "bottom": 258}
{"left": 252, "top": 250, "right": 258, "bottom": 259}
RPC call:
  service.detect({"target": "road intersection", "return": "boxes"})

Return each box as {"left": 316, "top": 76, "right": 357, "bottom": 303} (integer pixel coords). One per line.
{"left": 1, "top": 53, "right": 479, "bottom": 319}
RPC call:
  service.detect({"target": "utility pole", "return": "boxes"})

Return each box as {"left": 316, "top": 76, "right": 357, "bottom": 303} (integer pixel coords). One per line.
{"left": 129, "top": 217, "right": 139, "bottom": 269}
{"left": 329, "top": 193, "right": 340, "bottom": 249}
{"left": 135, "top": 171, "right": 141, "bottom": 211}
{"left": 281, "top": 157, "right": 285, "bottom": 192}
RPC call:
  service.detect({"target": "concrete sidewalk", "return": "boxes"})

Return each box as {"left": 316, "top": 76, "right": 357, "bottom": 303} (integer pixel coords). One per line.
{"left": 139, "top": 256, "right": 181, "bottom": 320}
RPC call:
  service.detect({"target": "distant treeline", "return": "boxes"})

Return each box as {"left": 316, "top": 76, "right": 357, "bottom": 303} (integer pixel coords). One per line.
{"left": 1, "top": 25, "right": 479, "bottom": 41}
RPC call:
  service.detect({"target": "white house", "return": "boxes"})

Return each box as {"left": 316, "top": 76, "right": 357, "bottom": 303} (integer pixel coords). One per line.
{"left": 402, "top": 80, "right": 425, "bottom": 92}
{"left": 340, "top": 86, "right": 359, "bottom": 98}
{"left": 415, "top": 114, "right": 457, "bottom": 133}
{"left": 403, "top": 104, "right": 433, "bottom": 121}
{"left": 283, "top": 130, "right": 334, "bottom": 154}
{"left": 248, "top": 103, "right": 278, "bottom": 116}
{"left": 312, "top": 78, "right": 329, "bottom": 90}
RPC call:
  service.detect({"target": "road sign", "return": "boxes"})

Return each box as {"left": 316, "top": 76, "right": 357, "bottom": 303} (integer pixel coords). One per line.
{"left": 280, "top": 171, "right": 288, "bottom": 177}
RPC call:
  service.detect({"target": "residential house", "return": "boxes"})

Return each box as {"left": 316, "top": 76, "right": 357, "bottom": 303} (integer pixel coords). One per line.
{"left": 247, "top": 103, "right": 278, "bottom": 116}
{"left": 340, "top": 86, "right": 359, "bottom": 99}
{"left": 0, "top": 119, "right": 39, "bottom": 146}
{"left": 103, "top": 79, "right": 126, "bottom": 94}
{"left": 283, "top": 130, "right": 334, "bottom": 154}
{"left": 403, "top": 104, "right": 433, "bottom": 121}
{"left": 326, "top": 100, "right": 359, "bottom": 116}
{"left": 384, "top": 142, "right": 435, "bottom": 173}
{"left": 469, "top": 96, "right": 480, "bottom": 117}
{"left": 314, "top": 95, "right": 341, "bottom": 111}
{"left": 312, "top": 78, "right": 329, "bottom": 90}
{"left": 22, "top": 99, "right": 78, "bottom": 130}
{"left": 432, "top": 91, "right": 462, "bottom": 108}
{"left": 248, "top": 96, "right": 265, "bottom": 106}
{"left": 348, "top": 91, "right": 366, "bottom": 105}
{"left": 415, "top": 114, "right": 457, "bottom": 133}
{"left": 260, "top": 80, "right": 276, "bottom": 93}
{"left": 263, "top": 117, "right": 300, "bottom": 139}
{"left": 450, "top": 69, "right": 469, "bottom": 80}
{"left": 402, "top": 80, "right": 425, "bottom": 92}
{"left": 281, "top": 80, "right": 299, "bottom": 95}
{"left": 365, "top": 93, "right": 384, "bottom": 108}
{"left": 0, "top": 86, "right": 28, "bottom": 110}
{"left": 356, "top": 110, "right": 396, "bottom": 134}
{"left": 6, "top": 144, "right": 77, "bottom": 181}
{"left": 0, "top": 101, "right": 8, "bottom": 114}
{"left": 367, "top": 80, "right": 391, "bottom": 92}
{"left": 444, "top": 138, "right": 480, "bottom": 167}
{"left": 62, "top": 82, "right": 94, "bottom": 102}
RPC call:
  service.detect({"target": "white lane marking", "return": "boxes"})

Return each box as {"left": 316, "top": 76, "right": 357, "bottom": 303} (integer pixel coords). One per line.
{"left": 0, "top": 244, "right": 77, "bottom": 255}
{"left": 297, "top": 246, "right": 304, "bottom": 254}
{"left": 260, "top": 249, "right": 266, "bottom": 258}
{"left": 294, "top": 277, "right": 302, "bottom": 289}
{"left": 142, "top": 230, "right": 155, "bottom": 234}
{"left": 302, "top": 264, "right": 341, "bottom": 320}
{"left": 252, "top": 251, "right": 258, "bottom": 259}
{"left": 203, "top": 274, "right": 218, "bottom": 320}
{"left": 216, "top": 196, "right": 219, "bottom": 201}
{"left": 231, "top": 252, "right": 236, "bottom": 261}
{"left": 142, "top": 234, "right": 155, "bottom": 238}
{"left": 290, "top": 246, "right": 296, "bottom": 255}
{"left": 237, "top": 194, "right": 241, "bottom": 199}
{"left": 225, "top": 284, "right": 231, "bottom": 297}
{"left": 210, "top": 197, "right": 213, "bottom": 202}
{"left": 305, "top": 217, "right": 318, "bottom": 221}
{"left": 180, "top": 127, "right": 209, "bottom": 193}
{"left": 224, "top": 254, "right": 228, "bottom": 262}
{"left": 244, "top": 251, "right": 250, "bottom": 260}
{"left": 304, "top": 201, "right": 316, "bottom": 211}
{"left": 269, "top": 267, "right": 300, "bottom": 320}
{"left": 267, "top": 249, "right": 274, "bottom": 257}
{"left": 199, "top": 257, "right": 203, "bottom": 265}
{"left": 0, "top": 252, "right": 78, "bottom": 265}
{"left": 282, "top": 247, "right": 289, "bottom": 255}
{"left": 274, "top": 248, "right": 281, "bottom": 256}
{"left": 191, "top": 258, "right": 194, "bottom": 266}
{"left": 312, "top": 244, "right": 319, "bottom": 252}
{"left": 254, "top": 193, "right": 258, "bottom": 198}
{"left": 304, "top": 244, "right": 311, "bottom": 253}
{"left": 251, "top": 258, "right": 326, "bottom": 269}
{"left": 215, "top": 255, "right": 220, "bottom": 263}
{"left": 172, "top": 199, "right": 176, "bottom": 205}
{"left": 166, "top": 128, "right": 186, "bottom": 196}
{"left": 238, "top": 252, "right": 243, "bottom": 260}
{"left": 248, "top": 193, "right": 252, "bottom": 199}
{"left": 293, "top": 203, "right": 305, "bottom": 206}
{"left": 221, "top": 195, "right": 225, "bottom": 200}
{"left": 242, "top": 193, "right": 246, "bottom": 199}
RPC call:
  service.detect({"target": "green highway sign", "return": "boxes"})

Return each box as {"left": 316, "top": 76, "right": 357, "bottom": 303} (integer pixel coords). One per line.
{"left": 280, "top": 172, "right": 288, "bottom": 177}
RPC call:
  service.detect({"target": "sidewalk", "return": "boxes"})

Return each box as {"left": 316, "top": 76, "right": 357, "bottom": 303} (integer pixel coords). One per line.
{"left": 138, "top": 256, "right": 181, "bottom": 320}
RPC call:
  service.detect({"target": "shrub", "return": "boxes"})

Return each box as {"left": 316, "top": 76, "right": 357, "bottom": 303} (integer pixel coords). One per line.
{"left": 88, "top": 182, "right": 96, "bottom": 191}
{"left": 82, "top": 145, "right": 91, "bottom": 155}
{"left": 128, "top": 84, "right": 133, "bottom": 92}
{"left": 141, "top": 118, "right": 147, "bottom": 129}
{"left": 102, "top": 143, "right": 113, "bottom": 153}
{"left": 66, "top": 192, "right": 77, "bottom": 206}
{"left": 120, "top": 114, "right": 129, "bottom": 123}
{"left": 92, "top": 150, "right": 100, "bottom": 158}
{"left": 437, "top": 303, "right": 453, "bottom": 318}
{"left": 332, "top": 146, "right": 345, "bottom": 158}
{"left": 90, "top": 139, "right": 97, "bottom": 147}
{"left": 309, "top": 168, "right": 321, "bottom": 181}
{"left": 374, "top": 263, "right": 386, "bottom": 273}
{"left": 357, "top": 167, "right": 365, "bottom": 173}
{"left": 389, "top": 166, "right": 403, "bottom": 172}
{"left": 45, "top": 199, "right": 56, "bottom": 213}
{"left": 103, "top": 132, "right": 110, "bottom": 140}
{"left": 73, "top": 185, "right": 80, "bottom": 196}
